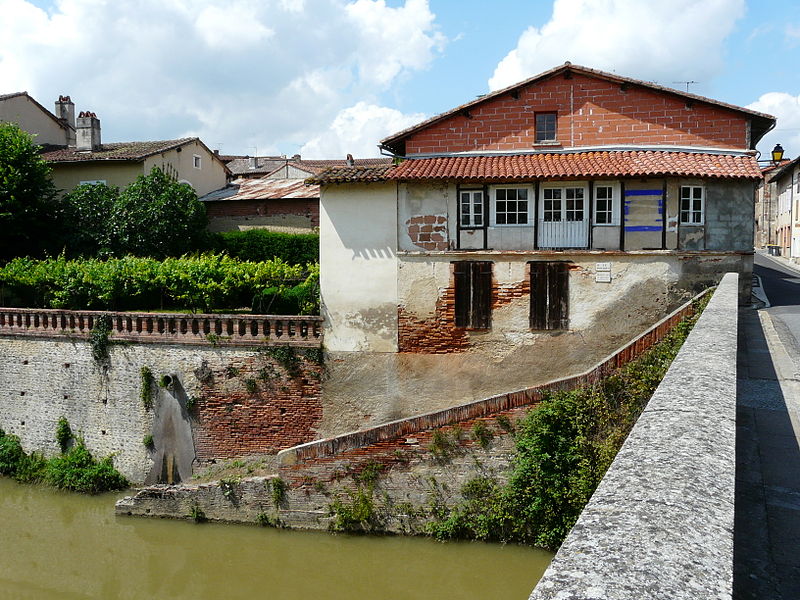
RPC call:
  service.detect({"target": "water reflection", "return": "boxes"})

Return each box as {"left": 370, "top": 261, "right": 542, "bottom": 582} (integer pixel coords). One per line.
{"left": 0, "top": 478, "right": 551, "bottom": 600}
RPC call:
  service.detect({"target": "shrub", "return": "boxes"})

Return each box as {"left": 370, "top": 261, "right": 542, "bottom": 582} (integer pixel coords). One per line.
{"left": 55, "top": 417, "right": 73, "bottom": 453}
{"left": 212, "top": 230, "right": 318, "bottom": 265}
{"left": 45, "top": 441, "right": 128, "bottom": 494}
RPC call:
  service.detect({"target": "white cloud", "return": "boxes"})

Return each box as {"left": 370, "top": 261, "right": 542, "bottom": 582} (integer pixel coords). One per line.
{"left": 488, "top": 0, "right": 745, "bottom": 91}
{"left": 0, "top": 0, "right": 445, "bottom": 156}
{"left": 299, "top": 101, "right": 426, "bottom": 158}
{"left": 747, "top": 92, "right": 800, "bottom": 160}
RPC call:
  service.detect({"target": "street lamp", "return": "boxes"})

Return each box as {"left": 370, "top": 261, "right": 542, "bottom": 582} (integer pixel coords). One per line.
{"left": 772, "top": 144, "right": 785, "bottom": 164}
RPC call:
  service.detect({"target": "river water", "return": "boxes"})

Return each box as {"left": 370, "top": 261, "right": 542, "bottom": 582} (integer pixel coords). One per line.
{"left": 0, "top": 478, "right": 551, "bottom": 599}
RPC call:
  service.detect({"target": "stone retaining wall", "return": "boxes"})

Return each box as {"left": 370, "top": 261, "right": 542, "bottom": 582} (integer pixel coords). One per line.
{"left": 529, "top": 272, "right": 739, "bottom": 600}
{"left": 117, "top": 286, "right": 709, "bottom": 531}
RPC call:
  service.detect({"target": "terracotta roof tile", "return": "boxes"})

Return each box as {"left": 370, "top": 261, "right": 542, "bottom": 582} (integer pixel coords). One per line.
{"left": 387, "top": 151, "right": 762, "bottom": 181}
{"left": 40, "top": 138, "right": 196, "bottom": 162}
{"left": 306, "top": 164, "right": 396, "bottom": 184}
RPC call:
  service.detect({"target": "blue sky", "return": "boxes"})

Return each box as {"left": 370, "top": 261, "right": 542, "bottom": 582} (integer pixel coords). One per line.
{"left": 2, "top": 0, "right": 799, "bottom": 159}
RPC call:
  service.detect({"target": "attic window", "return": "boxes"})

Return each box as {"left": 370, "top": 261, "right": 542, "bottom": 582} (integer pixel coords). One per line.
{"left": 193, "top": 154, "right": 202, "bottom": 169}
{"left": 535, "top": 112, "right": 557, "bottom": 143}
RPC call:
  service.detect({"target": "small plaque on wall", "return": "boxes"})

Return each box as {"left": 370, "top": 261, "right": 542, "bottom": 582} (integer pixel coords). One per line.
{"left": 596, "top": 262, "right": 612, "bottom": 283}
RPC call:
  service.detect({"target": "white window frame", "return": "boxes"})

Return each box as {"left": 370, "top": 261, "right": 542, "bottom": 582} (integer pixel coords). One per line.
{"left": 459, "top": 189, "right": 484, "bottom": 228}
{"left": 490, "top": 185, "right": 533, "bottom": 227}
{"left": 679, "top": 185, "right": 705, "bottom": 225}
{"left": 193, "top": 154, "right": 202, "bottom": 169}
{"left": 539, "top": 182, "right": 590, "bottom": 223}
{"left": 79, "top": 179, "right": 107, "bottom": 186}
{"left": 593, "top": 181, "right": 620, "bottom": 226}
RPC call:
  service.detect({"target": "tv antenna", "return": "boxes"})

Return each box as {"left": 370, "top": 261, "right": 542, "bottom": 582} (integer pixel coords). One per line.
{"left": 673, "top": 81, "right": 699, "bottom": 92}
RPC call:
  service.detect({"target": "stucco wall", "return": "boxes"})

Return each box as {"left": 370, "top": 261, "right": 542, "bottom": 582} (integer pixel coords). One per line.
{"left": 143, "top": 140, "right": 228, "bottom": 197}
{"left": 50, "top": 162, "right": 144, "bottom": 195}
{"left": 320, "top": 182, "right": 399, "bottom": 352}
{"left": 0, "top": 336, "right": 322, "bottom": 483}
{"left": 0, "top": 94, "right": 67, "bottom": 146}
{"left": 318, "top": 251, "right": 749, "bottom": 436}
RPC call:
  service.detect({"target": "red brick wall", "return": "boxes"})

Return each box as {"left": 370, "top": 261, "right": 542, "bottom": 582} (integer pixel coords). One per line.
{"left": 406, "top": 215, "right": 448, "bottom": 251}
{"left": 398, "top": 265, "right": 530, "bottom": 352}
{"left": 194, "top": 351, "right": 323, "bottom": 461}
{"left": 205, "top": 199, "right": 320, "bottom": 227}
{"left": 406, "top": 73, "right": 749, "bottom": 154}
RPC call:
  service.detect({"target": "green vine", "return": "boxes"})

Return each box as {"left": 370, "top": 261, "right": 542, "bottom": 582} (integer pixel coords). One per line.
{"left": 89, "top": 314, "right": 112, "bottom": 363}
{"left": 140, "top": 366, "right": 154, "bottom": 410}
{"left": 55, "top": 416, "right": 73, "bottom": 453}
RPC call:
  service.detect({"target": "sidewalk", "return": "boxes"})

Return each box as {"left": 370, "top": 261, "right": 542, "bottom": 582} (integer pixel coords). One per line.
{"left": 734, "top": 306, "right": 800, "bottom": 599}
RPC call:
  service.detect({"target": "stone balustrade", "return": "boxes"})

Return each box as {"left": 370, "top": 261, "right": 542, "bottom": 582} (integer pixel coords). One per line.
{"left": 0, "top": 308, "right": 322, "bottom": 347}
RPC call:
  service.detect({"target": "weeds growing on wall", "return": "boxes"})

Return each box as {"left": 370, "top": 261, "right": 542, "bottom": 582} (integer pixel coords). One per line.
{"left": 0, "top": 422, "right": 128, "bottom": 494}
{"left": 140, "top": 366, "right": 154, "bottom": 410}
{"left": 426, "top": 293, "right": 711, "bottom": 550}
{"left": 89, "top": 314, "right": 112, "bottom": 363}
{"left": 269, "top": 477, "right": 287, "bottom": 507}
{"left": 55, "top": 416, "right": 73, "bottom": 453}
{"left": 265, "top": 345, "right": 302, "bottom": 378}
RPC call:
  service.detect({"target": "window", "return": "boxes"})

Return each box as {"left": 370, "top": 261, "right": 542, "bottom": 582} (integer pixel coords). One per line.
{"left": 78, "top": 179, "right": 107, "bottom": 186}
{"left": 594, "top": 184, "right": 619, "bottom": 225}
{"left": 459, "top": 189, "right": 484, "bottom": 228}
{"left": 453, "top": 261, "right": 492, "bottom": 329}
{"left": 680, "top": 186, "right": 704, "bottom": 225}
{"left": 542, "top": 185, "right": 586, "bottom": 222}
{"left": 493, "top": 186, "right": 529, "bottom": 225}
{"left": 530, "top": 262, "right": 569, "bottom": 330}
{"left": 535, "top": 112, "right": 557, "bottom": 143}
{"left": 193, "top": 154, "right": 202, "bottom": 169}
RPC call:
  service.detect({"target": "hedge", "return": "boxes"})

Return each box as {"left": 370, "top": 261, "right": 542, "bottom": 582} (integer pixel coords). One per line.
{"left": 0, "top": 254, "right": 319, "bottom": 315}
{"left": 211, "top": 230, "right": 319, "bottom": 265}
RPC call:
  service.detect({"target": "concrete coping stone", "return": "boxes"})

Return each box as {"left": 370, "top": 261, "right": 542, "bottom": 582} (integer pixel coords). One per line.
{"left": 528, "top": 272, "right": 739, "bottom": 600}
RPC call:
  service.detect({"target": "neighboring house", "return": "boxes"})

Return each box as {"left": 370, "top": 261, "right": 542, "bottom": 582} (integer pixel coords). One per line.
{"left": 754, "top": 160, "right": 788, "bottom": 250}
{"left": 308, "top": 63, "right": 774, "bottom": 433}
{"left": 201, "top": 157, "right": 390, "bottom": 233}
{"left": 0, "top": 92, "right": 75, "bottom": 146}
{"left": 201, "top": 178, "right": 320, "bottom": 232}
{"left": 1, "top": 91, "right": 229, "bottom": 196}
{"left": 766, "top": 156, "right": 800, "bottom": 259}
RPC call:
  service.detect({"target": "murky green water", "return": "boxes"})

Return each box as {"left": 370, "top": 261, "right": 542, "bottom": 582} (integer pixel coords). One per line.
{"left": 0, "top": 478, "right": 551, "bottom": 599}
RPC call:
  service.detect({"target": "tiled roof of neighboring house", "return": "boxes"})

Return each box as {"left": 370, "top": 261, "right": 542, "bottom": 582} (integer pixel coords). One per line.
{"left": 226, "top": 156, "right": 289, "bottom": 176}
{"left": 40, "top": 138, "right": 196, "bottom": 162}
{"left": 310, "top": 151, "right": 761, "bottom": 183}
{"left": 305, "top": 164, "right": 396, "bottom": 184}
{"left": 380, "top": 63, "right": 776, "bottom": 154}
{"left": 199, "top": 177, "right": 319, "bottom": 202}
{"left": 767, "top": 156, "right": 800, "bottom": 182}
{"left": 290, "top": 158, "right": 392, "bottom": 174}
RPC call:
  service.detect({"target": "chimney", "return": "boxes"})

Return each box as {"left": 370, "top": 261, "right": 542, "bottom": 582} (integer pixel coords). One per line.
{"left": 248, "top": 156, "right": 258, "bottom": 169}
{"left": 55, "top": 95, "right": 76, "bottom": 146}
{"left": 76, "top": 111, "right": 101, "bottom": 151}
{"left": 292, "top": 154, "right": 301, "bottom": 161}
{"left": 346, "top": 153, "right": 355, "bottom": 166}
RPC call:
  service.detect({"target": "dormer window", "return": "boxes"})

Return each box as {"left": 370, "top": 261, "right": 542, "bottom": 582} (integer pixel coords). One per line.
{"left": 535, "top": 112, "right": 557, "bottom": 143}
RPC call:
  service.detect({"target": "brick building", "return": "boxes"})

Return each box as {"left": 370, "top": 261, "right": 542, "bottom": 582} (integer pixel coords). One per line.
{"left": 308, "top": 63, "right": 775, "bottom": 434}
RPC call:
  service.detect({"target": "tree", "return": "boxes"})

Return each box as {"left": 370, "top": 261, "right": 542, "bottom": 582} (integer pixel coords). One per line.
{"left": 61, "top": 182, "right": 118, "bottom": 257}
{"left": 0, "top": 123, "right": 60, "bottom": 261}
{"left": 109, "top": 167, "right": 209, "bottom": 258}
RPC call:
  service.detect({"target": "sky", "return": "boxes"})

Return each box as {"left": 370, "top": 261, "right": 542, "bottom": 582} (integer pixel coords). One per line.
{"left": 1, "top": 0, "right": 799, "bottom": 160}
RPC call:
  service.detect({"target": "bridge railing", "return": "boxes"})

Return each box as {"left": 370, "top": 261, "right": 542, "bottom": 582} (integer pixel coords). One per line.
{"left": 0, "top": 308, "right": 322, "bottom": 347}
